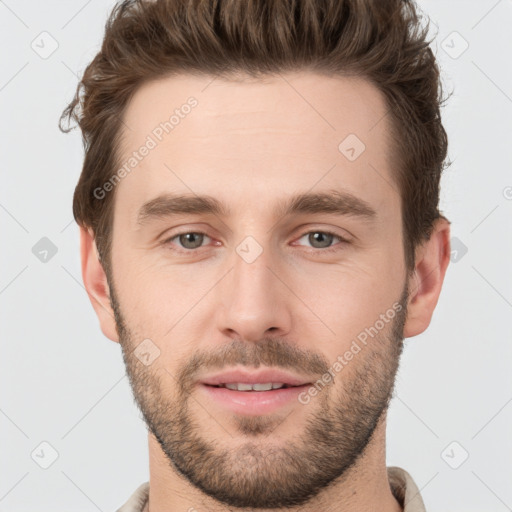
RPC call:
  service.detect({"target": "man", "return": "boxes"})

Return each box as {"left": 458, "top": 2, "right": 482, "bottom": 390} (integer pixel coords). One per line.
{"left": 60, "top": 0, "right": 451, "bottom": 510}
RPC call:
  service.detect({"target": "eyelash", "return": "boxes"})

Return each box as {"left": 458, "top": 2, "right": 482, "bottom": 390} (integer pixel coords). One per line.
{"left": 161, "top": 229, "right": 350, "bottom": 254}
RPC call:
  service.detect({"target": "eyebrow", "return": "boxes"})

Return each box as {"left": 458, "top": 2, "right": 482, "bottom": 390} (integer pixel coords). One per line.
{"left": 136, "top": 189, "right": 377, "bottom": 226}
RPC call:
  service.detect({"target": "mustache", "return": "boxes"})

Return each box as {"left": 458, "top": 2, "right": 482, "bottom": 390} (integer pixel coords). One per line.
{"left": 177, "top": 337, "right": 330, "bottom": 392}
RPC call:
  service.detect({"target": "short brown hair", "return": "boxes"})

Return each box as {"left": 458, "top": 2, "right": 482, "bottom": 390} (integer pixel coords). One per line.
{"left": 60, "top": 0, "right": 450, "bottom": 278}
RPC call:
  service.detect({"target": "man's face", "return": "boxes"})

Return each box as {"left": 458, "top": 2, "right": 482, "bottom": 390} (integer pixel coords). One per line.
{"left": 107, "top": 72, "right": 409, "bottom": 508}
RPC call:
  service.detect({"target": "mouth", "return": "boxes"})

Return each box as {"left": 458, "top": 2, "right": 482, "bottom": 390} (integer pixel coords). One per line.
{"left": 199, "top": 367, "right": 313, "bottom": 388}
{"left": 204, "top": 382, "right": 306, "bottom": 391}
{"left": 197, "top": 369, "right": 314, "bottom": 415}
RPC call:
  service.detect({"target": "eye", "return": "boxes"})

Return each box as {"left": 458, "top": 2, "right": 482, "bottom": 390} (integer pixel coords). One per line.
{"left": 163, "top": 231, "right": 212, "bottom": 251}
{"left": 294, "top": 230, "right": 349, "bottom": 252}
{"left": 161, "top": 229, "right": 349, "bottom": 254}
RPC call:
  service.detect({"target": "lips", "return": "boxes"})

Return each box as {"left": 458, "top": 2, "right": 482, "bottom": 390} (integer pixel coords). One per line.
{"left": 199, "top": 368, "right": 313, "bottom": 389}
{"left": 198, "top": 370, "right": 314, "bottom": 416}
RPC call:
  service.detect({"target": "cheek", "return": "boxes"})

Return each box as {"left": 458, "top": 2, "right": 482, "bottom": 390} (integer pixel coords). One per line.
{"left": 288, "top": 256, "right": 403, "bottom": 345}
{"left": 112, "top": 256, "right": 219, "bottom": 351}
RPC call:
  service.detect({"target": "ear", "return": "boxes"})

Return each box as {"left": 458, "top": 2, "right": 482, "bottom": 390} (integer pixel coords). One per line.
{"left": 403, "top": 217, "right": 451, "bottom": 338}
{"left": 80, "top": 226, "right": 119, "bottom": 342}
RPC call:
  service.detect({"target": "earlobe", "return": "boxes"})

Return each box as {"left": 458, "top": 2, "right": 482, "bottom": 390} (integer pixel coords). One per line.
{"left": 403, "top": 217, "right": 451, "bottom": 338}
{"left": 80, "top": 227, "right": 119, "bottom": 342}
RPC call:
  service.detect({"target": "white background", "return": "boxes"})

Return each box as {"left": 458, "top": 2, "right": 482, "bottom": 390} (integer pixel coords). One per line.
{"left": 1, "top": 1, "right": 511, "bottom": 510}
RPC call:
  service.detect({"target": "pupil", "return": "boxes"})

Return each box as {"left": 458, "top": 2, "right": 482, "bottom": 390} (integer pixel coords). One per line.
{"left": 180, "top": 233, "right": 203, "bottom": 249}
{"left": 310, "top": 232, "right": 332, "bottom": 248}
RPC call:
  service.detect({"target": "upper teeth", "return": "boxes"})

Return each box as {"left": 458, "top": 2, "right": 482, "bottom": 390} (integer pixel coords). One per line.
{"left": 222, "top": 382, "right": 287, "bottom": 391}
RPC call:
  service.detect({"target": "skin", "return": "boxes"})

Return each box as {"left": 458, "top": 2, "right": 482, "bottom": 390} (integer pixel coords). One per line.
{"left": 80, "top": 71, "right": 450, "bottom": 511}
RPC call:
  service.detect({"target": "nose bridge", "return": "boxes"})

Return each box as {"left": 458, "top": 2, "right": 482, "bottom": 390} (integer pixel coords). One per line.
{"left": 215, "top": 235, "right": 291, "bottom": 341}
{"left": 233, "top": 239, "right": 273, "bottom": 301}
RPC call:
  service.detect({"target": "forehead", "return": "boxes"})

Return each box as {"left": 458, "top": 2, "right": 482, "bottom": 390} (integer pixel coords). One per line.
{"left": 115, "top": 71, "right": 398, "bottom": 222}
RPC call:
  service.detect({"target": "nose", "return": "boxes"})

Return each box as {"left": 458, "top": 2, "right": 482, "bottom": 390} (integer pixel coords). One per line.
{"left": 215, "top": 243, "right": 293, "bottom": 343}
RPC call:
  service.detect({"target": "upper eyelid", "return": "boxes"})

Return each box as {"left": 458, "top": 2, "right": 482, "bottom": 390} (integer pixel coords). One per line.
{"left": 292, "top": 231, "right": 349, "bottom": 250}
